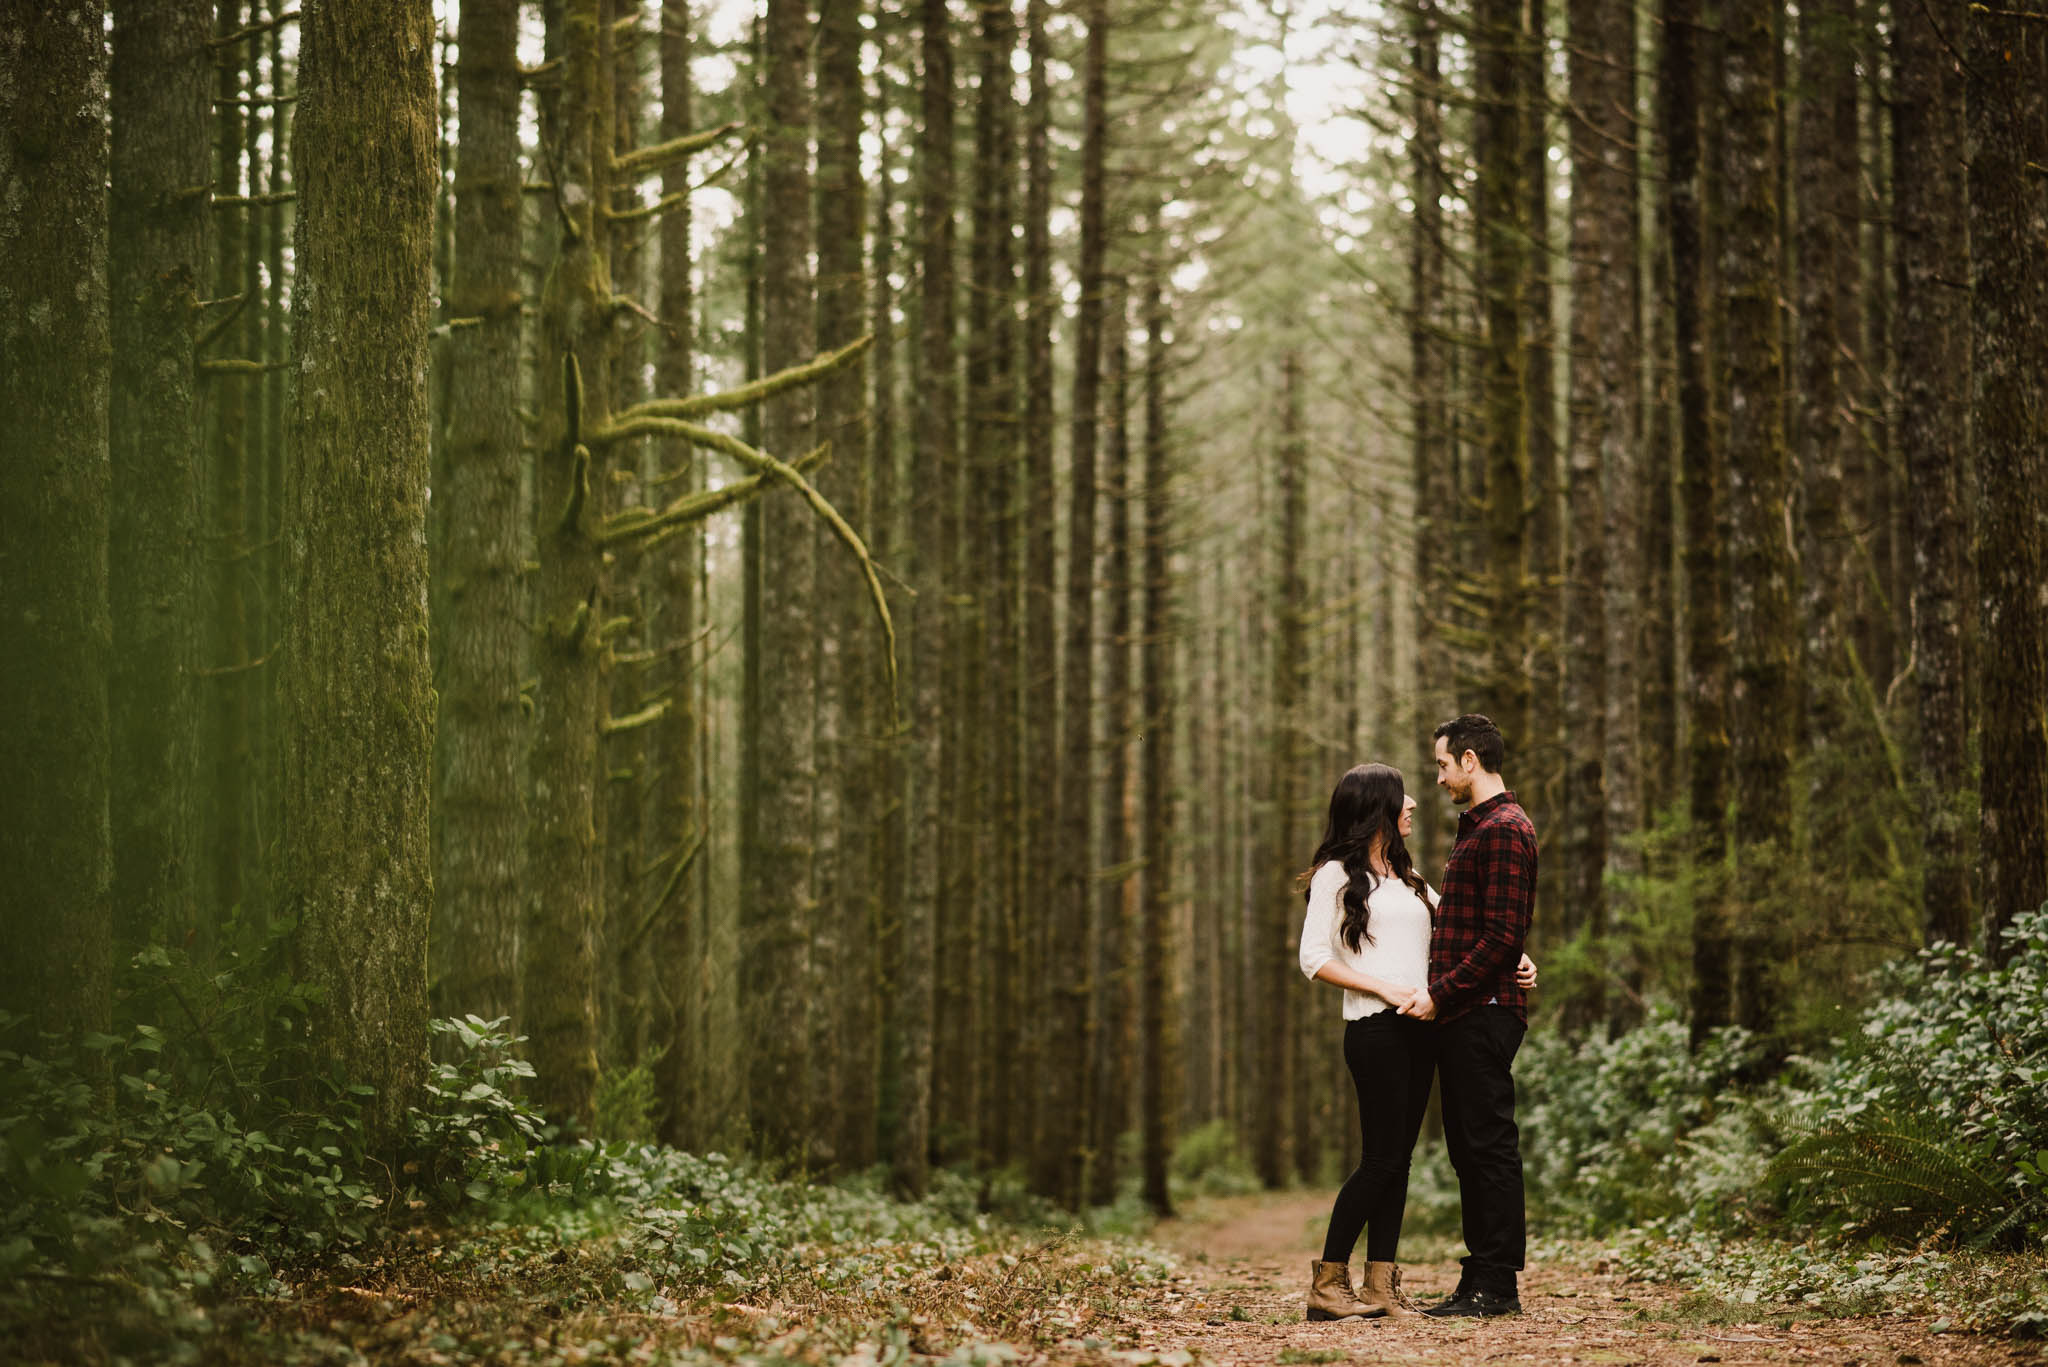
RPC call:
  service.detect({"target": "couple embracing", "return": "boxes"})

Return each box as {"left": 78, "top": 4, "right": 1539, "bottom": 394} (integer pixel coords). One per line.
{"left": 1296, "top": 713, "right": 1537, "bottom": 1322}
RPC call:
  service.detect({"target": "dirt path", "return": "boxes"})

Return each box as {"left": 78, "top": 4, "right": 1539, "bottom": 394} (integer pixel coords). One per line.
{"left": 1132, "top": 1193, "right": 2045, "bottom": 1367}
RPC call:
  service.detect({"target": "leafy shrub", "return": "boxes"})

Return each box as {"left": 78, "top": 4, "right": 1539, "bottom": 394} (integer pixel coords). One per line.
{"left": 1167, "top": 1119, "right": 1261, "bottom": 1198}
{"left": 1764, "top": 907, "right": 2048, "bottom": 1246}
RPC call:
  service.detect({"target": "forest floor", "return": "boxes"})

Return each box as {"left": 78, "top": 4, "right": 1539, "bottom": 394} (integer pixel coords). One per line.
{"left": 15, "top": 1191, "right": 2048, "bottom": 1366}
{"left": 1143, "top": 1193, "right": 2046, "bottom": 1367}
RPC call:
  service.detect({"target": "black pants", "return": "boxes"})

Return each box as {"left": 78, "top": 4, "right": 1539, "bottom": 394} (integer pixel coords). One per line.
{"left": 1437, "top": 1004, "right": 1527, "bottom": 1284}
{"left": 1320, "top": 1010, "right": 1436, "bottom": 1264}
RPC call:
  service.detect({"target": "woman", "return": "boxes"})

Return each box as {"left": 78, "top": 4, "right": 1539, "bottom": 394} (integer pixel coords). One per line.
{"left": 1296, "top": 763, "right": 1534, "bottom": 1322}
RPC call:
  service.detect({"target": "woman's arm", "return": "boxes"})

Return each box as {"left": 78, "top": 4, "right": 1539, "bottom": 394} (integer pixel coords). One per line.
{"left": 1312, "top": 960, "right": 1418, "bottom": 1011}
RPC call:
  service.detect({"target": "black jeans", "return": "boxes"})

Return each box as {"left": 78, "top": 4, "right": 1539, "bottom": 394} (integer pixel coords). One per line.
{"left": 1320, "top": 1010, "right": 1437, "bottom": 1264}
{"left": 1437, "top": 1004, "right": 1527, "bottom": 1284}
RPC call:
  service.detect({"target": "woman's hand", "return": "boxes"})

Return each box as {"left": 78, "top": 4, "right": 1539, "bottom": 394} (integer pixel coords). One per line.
{"left": 1515, "top": 953, "right": 1538, "bottom": 990}
{"left": 1379, "top": 984, "right": 1419, "bottom": 1014}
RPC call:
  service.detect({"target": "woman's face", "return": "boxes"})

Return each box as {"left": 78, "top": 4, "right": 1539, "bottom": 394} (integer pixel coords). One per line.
{"left": 1397, "top": 793, "right": 1416, "bottom": 839}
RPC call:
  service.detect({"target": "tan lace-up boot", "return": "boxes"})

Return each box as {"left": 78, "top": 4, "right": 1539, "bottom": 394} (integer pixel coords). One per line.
{"left": 1358, "top": 1261, "right": 1417, "bottom": 1318}
{"left": 1305, "top": 1260, "right": 1382, "bottom": 1322}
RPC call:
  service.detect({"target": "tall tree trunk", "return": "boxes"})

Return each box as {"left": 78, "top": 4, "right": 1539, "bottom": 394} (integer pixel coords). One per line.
{"left": 1667, "top": 0, "right": 1732, "bottom": 1044}
{"left": 1562, "top": 0, "right": 1635, "bottom": 1030}
{"left": 1967, "top": 0, "right": 2048, "bottom": 956}
{"left": 109, "top": 0, "right": 208, "bottom": 955}
{"left": 817, "top": 0, "right": 875, "bottom": 1171}
{"left": 745, "top": 0, "right": 819, "bottom": 1161}
{"left": 1792, "top": 0, "right": 1854, "bottom": 831}
{"left": 1091, "top": 283, "right": 1136, "bottom": 1208}
{"left": 1138, "top": 268, "right": 1178, "bottom": 1218}
{"left": 651, "top": 0, "right": 704, "bottom": 1151}
{"left": 1719, "top": 0, "right": 1796, "bottom": 1046}
{"left": 1476, "top": 0, "right": 1530, "bottom": 753}
{"left": 523, "top": 0, "right": 615, "bottom": 1129}
{"left": 206, "top": 0, "right": 251, "bottom": 945}
{"left": 1893, "top": 0, "right": 1973, "bottom": 948}
{"left": 436, "top": 0, "right": 526, "bottom": 1027}
{"left": 0, "top": 1, "right": 113, "bottom": 1037}
{"left": 1410, "top": 0, "right": 1452, "bottom": 875}
{"left": 969, "top": 0, "right": 1022, "bottom": 1172}
{"left": 1041, "top": 0, "right": 1109, "bottom": 1210}
{"left": 1018, "top": 0, "right": 1059, "bottom": 1181}
{"left": 283, "top": 0, "right": 437, "bottom": 1151}
{"left": 1595, "top": 0, "right": 1642, "bottom": 896}
{"left": 1524, "top": 0, "right": 1562, "bottom": 867}
{"left": 1257, "top": 353, "right": 1309, "bottom": 1189}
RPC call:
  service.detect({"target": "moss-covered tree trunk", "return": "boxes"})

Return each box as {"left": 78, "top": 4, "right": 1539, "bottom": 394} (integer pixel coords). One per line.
{"left": 743, "top": 0, "right": 818, "bottom": 1160}
{"left": 523, "top": 0, "right": 614, "bottom": 1129}
{"left": 1256, "top": 352, "right": 1308, "bottom": 1189}
{"left": 969, "top": 0, "right": 1022, "bottom": 1172}
{"left": 1719, "top": 0, "right": 1796, "bottom": 1045}
{"left": 435, "top": 0, "right": 526, "bottom": 1027}
{"left": 1791, "top": 0, "right": 1854, "bottom": 824}
{"left": 1090, "top": 284, "right": 1135, "bottom": 1208}
{"left": 1409, "top": 0, "right": 1452, "bottom": 876}
{"left": 1040, "top": 0, "right": 1109, "bottom": 1210}
{"left": 1475, "top": 0, "right": 1529, "bottom": 753}
{"left": 283, "top": 0, "right": 438, "bottom": 1149}
{"left": 1561, "top": 0, "right": 1634, "bottom": 1031}
{"left": 1967, "top": 0, "right": 2048, "bottom": 956}
{"left": 1666, "top": 0, "right": 1732, "bottom": 1044}
{"left": 816, "top": 0, "right": 875, "bottom": 1172}
{"left": 651, "top": 0, "right": 703, "bottom": 1148}
{"left": 1019, "top": 0, "right": 1059, "bottom": 1182}
{"left": 1138, "top": 269, "right": 1178, "bottom": 1218}
{"left": 1893, "top": 0, "right": 1973, "bottom": 948}
{"left": 109, "top": 0, "right": 209, "bottom": 956}
{"left": 0, "top": 3, "right": 113, "bottom": 1038}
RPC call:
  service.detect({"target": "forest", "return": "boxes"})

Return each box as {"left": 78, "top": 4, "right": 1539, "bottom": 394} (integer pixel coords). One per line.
{"left": 1, "top": 0, "right": 2046, "bottom": 1361}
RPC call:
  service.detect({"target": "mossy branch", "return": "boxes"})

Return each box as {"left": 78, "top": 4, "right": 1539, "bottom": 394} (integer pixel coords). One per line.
{"left": 602, "top": 418, "right": 899, "bottom": 718}
{"left": 601, "top": 700, "right": 671, "bottom": 736}
{"left": 609, "top": 121, "right": 745, "bottom": 180}
{"left": 592, "top": 335, "right": 873, "bottom": 438}
{"left": 199, "top": 358, "right": 290, "bottom": 377}
{"left": 597, "top": 447, "right": 827, "bottom": 547}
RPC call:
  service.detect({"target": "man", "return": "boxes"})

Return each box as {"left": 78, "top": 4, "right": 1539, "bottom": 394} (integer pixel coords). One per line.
{"left": 1399, "top": 713, "right": 1537, "bottom": 1317}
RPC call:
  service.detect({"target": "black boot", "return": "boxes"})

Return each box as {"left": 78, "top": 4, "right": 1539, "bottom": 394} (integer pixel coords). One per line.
{"left": 1422, "top": 1272, "right": 1520, "bottom": 1318}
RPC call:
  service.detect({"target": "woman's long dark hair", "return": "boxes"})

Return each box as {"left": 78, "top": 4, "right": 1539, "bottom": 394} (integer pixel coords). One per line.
{"left": 1300, "top": 763, "right": 1431, "bottom": 952}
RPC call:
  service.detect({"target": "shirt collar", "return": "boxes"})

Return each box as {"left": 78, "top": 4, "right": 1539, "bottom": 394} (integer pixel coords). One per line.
{"left": 1458, "top": 789, "right": 1517, "bottom": 831}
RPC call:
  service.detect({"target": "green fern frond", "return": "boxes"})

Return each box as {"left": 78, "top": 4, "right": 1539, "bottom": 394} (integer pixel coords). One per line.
{"left": 1768, "top": 1119, "right": 2012, "bottom": 1239}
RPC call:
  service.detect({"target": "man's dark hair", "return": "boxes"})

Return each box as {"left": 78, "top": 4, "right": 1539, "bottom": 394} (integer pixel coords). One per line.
{"left": 1434, "top": 713, "right": 1506, "bottom": 774}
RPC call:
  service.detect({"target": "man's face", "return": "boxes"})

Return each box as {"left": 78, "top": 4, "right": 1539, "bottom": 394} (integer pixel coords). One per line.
{"left": 1434, "top": 736, "right": 1475, "bottom": 805}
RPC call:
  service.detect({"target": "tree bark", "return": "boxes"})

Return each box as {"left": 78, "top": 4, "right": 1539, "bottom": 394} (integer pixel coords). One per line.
{"left": 1139, "top": 268, "right": 1178, "bottom": 1218}
{"left": 744, "top": 0, "right": 818, "bottom": 1161}
{"left": 523, "top": 0, "right": 614, "bottom": 1130}
{"left": 1893, "top": 0, "right": 1973, "bottom": 947}
{"left": 0, "top": 2, "right": 113, "bottom": 1038}
{"left": 1091, "top": 282, "right": 1136, "bottom": 1207}
{"left": 1967, "top": 0, "right": 2048, "bottom": 956}
{"left": 1719, "top": 0, "right": 1796, "bottom": 1046}
{"left": 1019, "top": 0, "right": 1059, "bottom": 1182}
{"left": 283, "top": 0, "right": 438, "bottom": 1150}
{"left": 1409, "top": 0, "right": 1453, "bottom": 877}
{"left": 816, "top": 0, "right": 875, "bottom": 1172}
{"left": 1666, "top": 0, "right": 1732, "bottom": 1044}
{"left": 109, "top": 0, "right": 209, "bottom": 956}
{"left": 435, "top": 0, "right": 526, "bottom": 1027}
{"left": 651, "top": 0, "right": 704, "bottom": 1151}
{"left": 1040, "top": 0, "right": 1109, "bottom": 1210}
{"left": 968, "top": 0, "right": 1022, "bottom": 1173}
{"left": 1476, "top": 0, "right": 1530, "bottom": 755}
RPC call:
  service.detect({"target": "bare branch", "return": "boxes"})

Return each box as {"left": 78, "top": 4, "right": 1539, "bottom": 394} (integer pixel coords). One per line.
{"left": 210, "top": 8, "right": 298, "bottom": 46}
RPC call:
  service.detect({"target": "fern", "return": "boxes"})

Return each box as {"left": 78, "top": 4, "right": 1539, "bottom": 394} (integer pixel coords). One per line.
{"left": 1768, "top": 1118, "right": 2013, "bottom": 1242}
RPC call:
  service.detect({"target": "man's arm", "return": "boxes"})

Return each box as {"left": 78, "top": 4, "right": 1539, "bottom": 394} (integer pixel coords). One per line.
{"left": 1425, "top": 822, "right": 1534, "bottom": 1012}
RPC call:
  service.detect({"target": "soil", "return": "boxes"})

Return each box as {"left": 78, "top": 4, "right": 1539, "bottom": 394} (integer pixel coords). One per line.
{"left": 1133, "top": 1194, "right": 2048, "bottom": 1367}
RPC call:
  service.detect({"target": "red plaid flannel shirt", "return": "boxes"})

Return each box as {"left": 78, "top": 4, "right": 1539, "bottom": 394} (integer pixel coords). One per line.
{"left": 1428, "top": 790, "right": 1538, "bottom": 1023}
